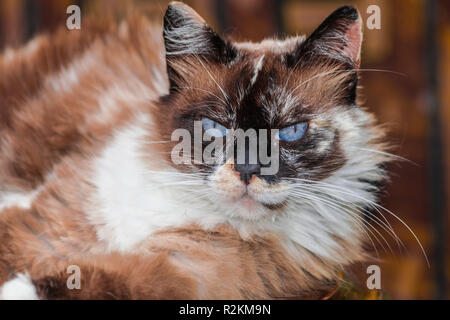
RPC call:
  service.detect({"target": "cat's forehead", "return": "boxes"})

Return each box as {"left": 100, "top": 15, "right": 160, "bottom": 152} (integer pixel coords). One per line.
{"left": 225, "top": 36, "right": 355, "bottom": 117}
{"left": 225, "top": 37, "right": 306, "bottom": 97}
{"left": 228, "top": 36, "right": 313, "bottom": 92}
{"left": 221, "top": 37, "right": 315, "bottom": 124}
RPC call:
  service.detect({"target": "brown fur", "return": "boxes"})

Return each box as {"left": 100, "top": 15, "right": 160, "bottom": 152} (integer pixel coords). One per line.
{"left": 0, "top": 14, "right": 164, "bottom": 190}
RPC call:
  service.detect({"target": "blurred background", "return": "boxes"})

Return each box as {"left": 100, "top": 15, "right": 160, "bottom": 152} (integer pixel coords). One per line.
{"left": 0, "top": 0, "right": 448, "bottom": 299}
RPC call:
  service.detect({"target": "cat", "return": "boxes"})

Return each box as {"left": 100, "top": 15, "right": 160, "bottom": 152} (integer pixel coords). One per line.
{"left": 0, "top": 2, "right": 390, "bottom": 299}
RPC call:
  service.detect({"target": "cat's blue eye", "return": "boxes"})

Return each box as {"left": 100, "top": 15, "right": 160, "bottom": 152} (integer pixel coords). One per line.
{"left": 201, "top": 117, "right": 228, "bottom": 137}
{"left": 277, "top": 122, "right": 308, "bottom": 142}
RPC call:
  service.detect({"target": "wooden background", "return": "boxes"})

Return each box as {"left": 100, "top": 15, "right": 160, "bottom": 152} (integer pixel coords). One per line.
{"left": 0, "top": 0, "right": 448, "bottom": 299}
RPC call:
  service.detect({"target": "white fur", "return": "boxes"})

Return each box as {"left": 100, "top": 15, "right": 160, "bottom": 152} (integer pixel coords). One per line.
{"left": 0, "top": 274, "right": 39, "bottom": 300}
{"left": 1, "top": 36, "right": 43, "bottom": 65}
{"left": 250, "top": 55, "right": 264, "bottom": 85}
{"left": 235, "top": 37, "right": 304, "bottom": 55}
{"left": 89, "top": 115, "right": 229, "bottom": 251}
{"left": 0, "top": 188, "right": 41, "bottom": 212}
{"left": 45, "top": 49, "right": 98, "bottom": 93}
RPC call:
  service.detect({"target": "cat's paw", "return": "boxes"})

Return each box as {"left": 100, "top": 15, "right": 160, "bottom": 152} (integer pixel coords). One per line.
{"left": 0, "top": 273, "right": 39, "bottom": 300}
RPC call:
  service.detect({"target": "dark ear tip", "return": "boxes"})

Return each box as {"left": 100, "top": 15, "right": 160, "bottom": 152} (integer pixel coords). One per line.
{"left": 167, "top": 1, "right": 186, "bottom": 11}
{"left": 164, "top": 1, "right": 191, "bottom": 20}
{"left": 332, "top": 5, "right": 360, "bottom": 21}
{"left": 164, "top": 1, "right": 197, "bottom": 30}
{"left": 165, "top": 1, "right": 184, "bottom": 18}
{"left": 164, "top": 1, "right": 204, "bottom": 27}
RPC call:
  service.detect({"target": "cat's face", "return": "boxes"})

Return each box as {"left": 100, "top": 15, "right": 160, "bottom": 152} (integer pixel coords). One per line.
{"left": 156, "top": 2, "right": 387, "bottom": 221}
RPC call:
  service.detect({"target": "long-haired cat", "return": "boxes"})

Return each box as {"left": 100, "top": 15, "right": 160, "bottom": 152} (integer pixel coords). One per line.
{"left": 0, "top": 2, "right": 391, "bottom": 299}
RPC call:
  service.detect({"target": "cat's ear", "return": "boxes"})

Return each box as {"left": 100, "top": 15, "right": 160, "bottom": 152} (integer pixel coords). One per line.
{"left": 290, "top": 6, "right": 363, "bottom": 67}
{"left": 163, "top": 2, "right": 236, "bottom": 92}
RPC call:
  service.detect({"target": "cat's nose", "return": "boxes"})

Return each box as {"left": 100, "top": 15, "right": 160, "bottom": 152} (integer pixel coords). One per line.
{"left": 234, "top": 163, "right": 261, "bottom": 185}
